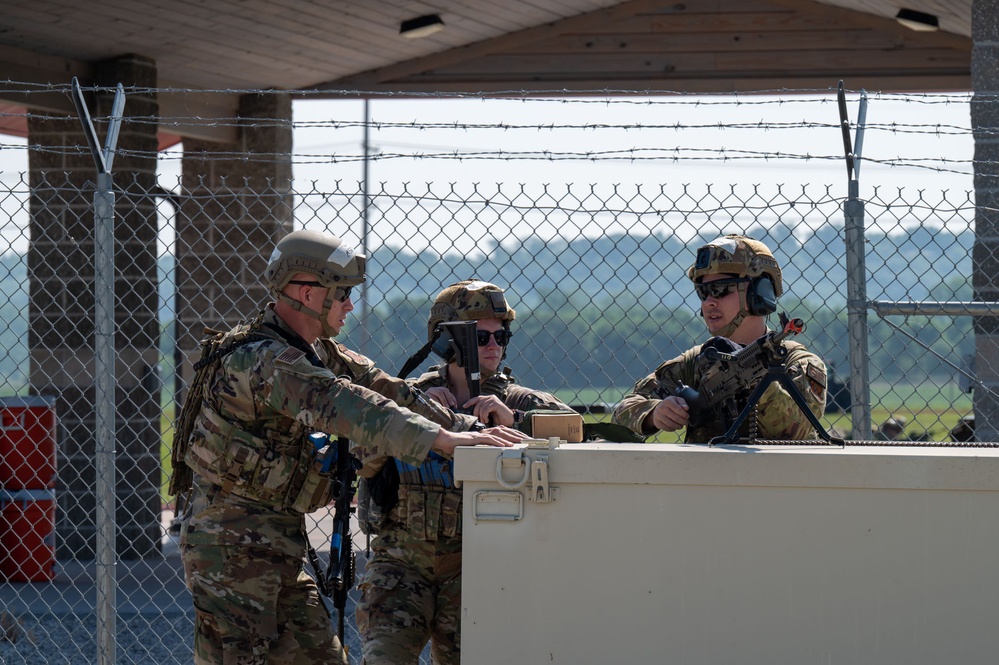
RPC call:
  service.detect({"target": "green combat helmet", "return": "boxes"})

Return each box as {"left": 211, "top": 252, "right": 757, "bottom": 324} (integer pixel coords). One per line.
{"left": 265, "top": 229, "right": 366, "bottom": 337}
{"left": 687, "top": 234, "right": 783, "bottom": 338}
{"left": 427, "top": 279, "right": 516, "bottom": 343}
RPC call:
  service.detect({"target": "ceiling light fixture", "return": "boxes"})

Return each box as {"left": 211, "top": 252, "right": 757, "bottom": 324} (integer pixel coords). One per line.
{"left": 895, "top": 8, "right": 939, "bottom": 32}
{"left": 400, "top": 14, "right": 445, "bottom": 39}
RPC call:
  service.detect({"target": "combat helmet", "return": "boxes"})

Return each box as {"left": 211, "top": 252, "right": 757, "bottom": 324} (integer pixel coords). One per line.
{"left": 427, "top": 279, "right": 516, "bottom": 343}
{"left": 687, "top": 234, "right": 783, "bottom": 297}
{"left": 265, "top": 229, "right": 365, "bottom": 336}
{"left": 687, "top": 234, "right": 783, "bottom": 337}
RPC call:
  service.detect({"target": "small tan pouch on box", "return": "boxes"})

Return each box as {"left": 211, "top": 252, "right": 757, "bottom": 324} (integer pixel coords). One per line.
{"left": 529, "top": 411, "right": 584, "bottom": 443}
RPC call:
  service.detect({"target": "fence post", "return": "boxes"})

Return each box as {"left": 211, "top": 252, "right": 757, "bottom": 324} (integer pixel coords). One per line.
{"left": 71, "top": 77, "right": 124, "bottom": 665}
{"left": 359, "top": 98, "right": 373, "bottom": 357}
{"left": 844, "top": 183, "right": 871, "bottom": 439}
{"left": 838, "top": 82, "right": 872, "bottom": 439}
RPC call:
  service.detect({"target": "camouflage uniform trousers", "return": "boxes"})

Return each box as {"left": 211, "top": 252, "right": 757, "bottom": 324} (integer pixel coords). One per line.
{"left": 182, "top": 543, "right": 348, "bottom": 665}
{"left": 356, "top": 512, "right": 462, "bottom": 665}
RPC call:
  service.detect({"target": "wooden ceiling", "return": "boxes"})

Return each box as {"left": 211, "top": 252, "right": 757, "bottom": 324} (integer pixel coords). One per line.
{"left": 319, "top": 0, "right": 971, "bottom": 94}
{"left": 0, "top": 0, "right": 973, "bottom": 144}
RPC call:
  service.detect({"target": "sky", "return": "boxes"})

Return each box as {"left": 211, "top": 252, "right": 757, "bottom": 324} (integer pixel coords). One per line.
{"left": 285, "top": 90, "right": 974, "bottom": 192}
{"left": 0, "top": 89, "right": 978, "bottom": 255}
{"left": 281, "top": 91, "right": 976, "bottom": 252}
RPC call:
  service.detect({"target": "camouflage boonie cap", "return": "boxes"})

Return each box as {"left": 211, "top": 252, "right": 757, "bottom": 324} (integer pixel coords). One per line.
{"left": 687, "top": 234, "right": 783, "bottom": 297}
{"left": 264, "top": 229, "right": 366, "bottom": 296}
{"left": 427, "top": 279, "right": 515, "bottom": 342}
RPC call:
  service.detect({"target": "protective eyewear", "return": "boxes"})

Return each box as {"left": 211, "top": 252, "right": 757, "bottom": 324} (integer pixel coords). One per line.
{"left": 288, "top": 280, "right": 353, "bottom": 302}
{"left": 694, "top": 278, "right": 748, "bottom": 302}
{"left": 332, "top": 286, "right": 353, "bottom": 302}
{"left": 476, "top": 329, "right": 512, "bottom": 347}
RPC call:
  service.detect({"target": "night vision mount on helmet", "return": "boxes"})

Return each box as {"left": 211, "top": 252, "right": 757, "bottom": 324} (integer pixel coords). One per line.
{"left": 687, "top": 234, "right": 783, "bottom": 335}
{"left": 426, "top": 279, "right": 516, "bottom": 343}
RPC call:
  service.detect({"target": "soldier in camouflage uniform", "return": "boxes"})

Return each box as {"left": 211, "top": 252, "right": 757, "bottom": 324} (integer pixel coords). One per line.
{"left": 356, "top": 280, "right": 575, "bottom": 665}
{"left": 614, "top": 235, "right": 827, "bottom": 442}
{"left": 175, "top": 232, "right": 524, "bottom": 665}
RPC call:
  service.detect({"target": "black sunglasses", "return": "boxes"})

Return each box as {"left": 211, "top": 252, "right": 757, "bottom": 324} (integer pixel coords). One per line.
{"left": 288, "top": 280, "right": 353, "bottom": 302}
{"left": 694, "top": 277, "right": 749, "bottom": 302}
{"left": 476, "top": 329, "right": 512, "bottom": 347}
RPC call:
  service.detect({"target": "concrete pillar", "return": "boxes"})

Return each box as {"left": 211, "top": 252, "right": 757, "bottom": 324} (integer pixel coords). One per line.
{"left": 176, "top": 92, "right": 293, "bottom": 389}
{"left": 27, "top": 55, "right": 162, "bottom": 558}
{"left": 973, "top": 0, "right": 999, "bottom": 441}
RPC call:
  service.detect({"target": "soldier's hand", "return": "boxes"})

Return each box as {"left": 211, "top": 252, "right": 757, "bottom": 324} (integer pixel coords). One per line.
{"left": 432, "top": 426, "right": 525, "bottom": 455}
{"left": 424, "top": 386, "right": 458, "bottom": 409}
{"left": 463, "top": 395, "right": 515, "bottom": 427}
{"left": 650, "top": 396, "right": 689, "bottom": 432}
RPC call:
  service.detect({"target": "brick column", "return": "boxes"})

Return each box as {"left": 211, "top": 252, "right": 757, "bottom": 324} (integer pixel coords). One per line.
{"left": 27, "top": 55, "right": 162, "bottom": 558}
{"left": 973, "top": 0, "right": 999, "bottom": 441}
{"left": 176, "top": 92, "right": 293, "bottom": 390}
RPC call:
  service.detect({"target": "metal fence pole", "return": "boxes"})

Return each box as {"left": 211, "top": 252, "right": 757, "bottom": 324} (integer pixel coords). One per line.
{"left": 359, "top": 98, "right": 372, "bottom": 357}
{"left": 72, "top": 77, "right": 124, "bottom": 665}
{"left": 94, "top": 170, "right": 117, "bottom": 665}
{"left": 839, "top": 83, "right": 872, "bottom": 439}
{"left": 844, "top": 183, "right": 871, "bottom": 439}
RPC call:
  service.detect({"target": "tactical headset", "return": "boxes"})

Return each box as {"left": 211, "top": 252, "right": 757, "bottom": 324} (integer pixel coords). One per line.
{"left": 746, "top": 275, "right": 778, "bottom": 316}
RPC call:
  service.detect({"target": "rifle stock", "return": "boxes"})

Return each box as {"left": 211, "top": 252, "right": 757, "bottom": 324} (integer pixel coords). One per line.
{"left": 435, "top": 321, "right": 481, "bottom": 399}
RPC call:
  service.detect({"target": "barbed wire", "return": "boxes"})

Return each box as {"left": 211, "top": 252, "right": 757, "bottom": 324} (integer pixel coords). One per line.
{"left": 0, "top": 109, "right": 978, "bottom": 137}
{"left": 0, "top": 142, "right": 980, "bottom": 180}
{"left": 0, "top": 81, "right": 981, "bottom": 179}
{"left": 0, "top": 80, "right": 979, "bottom": 104}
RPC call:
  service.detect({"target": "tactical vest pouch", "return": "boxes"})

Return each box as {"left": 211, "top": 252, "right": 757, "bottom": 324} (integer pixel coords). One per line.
{"left": 393, "top": 486, "right": 462, "bottom": 540}
{"left": 168, "top": 323, "right": 266, "bottom": 496}
{"left": 356, "top": 476, "right": 391, "bottom": 535}
{"left": 406, "top": 488, "right": 426, "bottom": 540}
{"left": 441, "top": 491, "right": 462, "bottom": 538}
{"left": 188, "top": 408, "right": 335, "bottom": 513}
{"left": 424, "top": 491, "right": 443, "bottom": 542}
{"left": 368, "top": 458, "right": 400, "bottom": 512}
{"left": 286, "top": 454, "right": 336, "bottom": 514}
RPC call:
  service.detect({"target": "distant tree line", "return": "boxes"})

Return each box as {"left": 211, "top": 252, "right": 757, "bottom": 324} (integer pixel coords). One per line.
{"left": 0, "top": 219, "right": 977, "bottom": 404}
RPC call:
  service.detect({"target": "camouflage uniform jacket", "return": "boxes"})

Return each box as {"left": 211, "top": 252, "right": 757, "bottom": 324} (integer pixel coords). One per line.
{"left": 614, "top": 338, "right": 827, "bottom": 443}
{"left": 313, "top": 335, "right": 479, "bottom": 475}
{"left": 182, "top": 306, "right": 469, "bottom": 558}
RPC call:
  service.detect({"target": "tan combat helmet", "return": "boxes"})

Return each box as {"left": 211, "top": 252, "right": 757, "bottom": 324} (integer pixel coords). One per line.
{"left": 427, "top": 279, "right": 516, "bottom": 343}
{"left": 687, "top": 234, "right": 783, "bottom": 337}
{"left": 265, "top": 229, "right": 366, "bottom": 337}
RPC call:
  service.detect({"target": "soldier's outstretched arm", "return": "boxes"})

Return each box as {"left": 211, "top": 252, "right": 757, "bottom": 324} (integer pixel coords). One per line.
{"left": 432, "top": 426, "right": 524, "bottom": 455}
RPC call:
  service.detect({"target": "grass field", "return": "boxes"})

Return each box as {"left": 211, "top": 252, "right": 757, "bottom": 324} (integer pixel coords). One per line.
{"left": 558, "top": 381, "right": 974, "bottom": 443}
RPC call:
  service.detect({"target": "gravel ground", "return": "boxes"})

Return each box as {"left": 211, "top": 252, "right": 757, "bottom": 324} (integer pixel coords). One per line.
{"left": 0, "top": 517, "right": 426, "bottom": 664}
{"left": 0, "top": 594, "right": 397, "bottom": 664}
{"left": 0, "top": 612, "right": 195, "bottom": 665}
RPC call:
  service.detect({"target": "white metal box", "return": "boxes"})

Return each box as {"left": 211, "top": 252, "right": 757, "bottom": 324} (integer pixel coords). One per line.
{"left": 456, "top": 442, "right": 999, "bottom": 664}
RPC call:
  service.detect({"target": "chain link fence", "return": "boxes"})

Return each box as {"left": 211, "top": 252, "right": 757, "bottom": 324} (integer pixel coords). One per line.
{"left": 0, "top": 87, "right": 986, "bottom": 663}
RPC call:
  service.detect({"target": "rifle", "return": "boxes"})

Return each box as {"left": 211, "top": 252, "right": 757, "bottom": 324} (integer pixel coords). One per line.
{"left": 399, "top": 320, "right": 482, "bottom": 408}
{"left": 306, "top": 433, "right": 358, "bottom": 649}
{"left": 398, "top": 320, "right": 480, "bottom": 400}
{"left": 437, "top": 320, "right": 481, "bottom": 400}
{"left": 667, "top": 314, "right": 840, "bottom": 446}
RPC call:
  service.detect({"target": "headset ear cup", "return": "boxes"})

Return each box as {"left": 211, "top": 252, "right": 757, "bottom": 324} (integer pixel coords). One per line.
{"left": 747, "top": 276, "right": 778, "bottom": 315}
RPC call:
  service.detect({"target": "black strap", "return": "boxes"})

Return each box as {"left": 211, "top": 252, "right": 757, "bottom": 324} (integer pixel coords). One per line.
{"left": 398, "top": 338, "right": 436, "bottom": 379}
